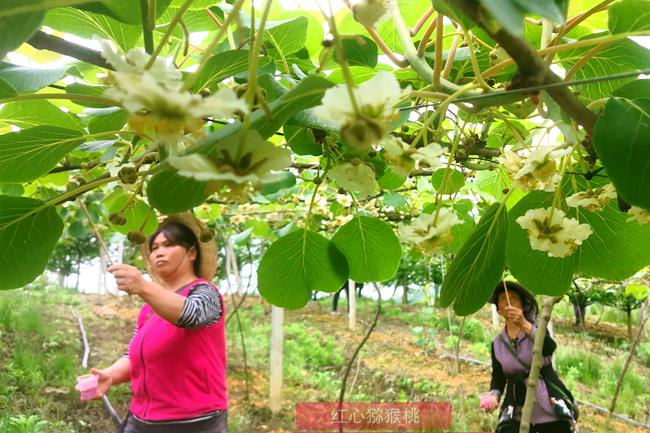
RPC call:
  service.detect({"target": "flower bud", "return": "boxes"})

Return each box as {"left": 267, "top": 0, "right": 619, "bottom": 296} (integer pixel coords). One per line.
{"left": 109, "top": 212, "right": 127, "bottom": 226}
{"left": 118, "top": 165, "right": 138, "bottom": 184}
{"left": 127, "top": 230, "right": 146, "bottom": 245}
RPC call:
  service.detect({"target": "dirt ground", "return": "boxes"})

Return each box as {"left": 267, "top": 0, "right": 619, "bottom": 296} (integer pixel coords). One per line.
{"left": 55, "top": 293, "right": 649, "bottom": 433}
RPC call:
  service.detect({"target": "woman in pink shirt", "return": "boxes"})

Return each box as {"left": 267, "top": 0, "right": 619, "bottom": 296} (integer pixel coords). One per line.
{"left": 87, "top": 213, "right": 227, "bottom": 433}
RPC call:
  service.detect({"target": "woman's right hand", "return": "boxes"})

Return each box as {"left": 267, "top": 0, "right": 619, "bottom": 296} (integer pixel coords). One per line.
{"left": 89, "top": 368, "right": 114, "bottom": 400}
{"left": 480, "top": 393, "right": 499, "bottom": 412}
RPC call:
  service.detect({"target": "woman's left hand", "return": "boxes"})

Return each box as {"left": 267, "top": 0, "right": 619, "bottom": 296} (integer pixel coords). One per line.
{"left": 107, "top": 264, "right": 147, "bottom": 295}
{"left": 504, "top": 305, "right": 532, "bottom": 333}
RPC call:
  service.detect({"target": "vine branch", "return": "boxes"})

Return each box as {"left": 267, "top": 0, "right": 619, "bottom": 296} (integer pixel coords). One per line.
{"left": 449, "top": 0, "right": 597, "bottom": 134}
{"left": 27, "top": 31, "right": 113, "bottom": 70}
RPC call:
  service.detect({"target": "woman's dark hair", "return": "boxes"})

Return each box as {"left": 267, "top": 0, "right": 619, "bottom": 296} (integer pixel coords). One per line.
{"left": 148, "top": 222, "right": 201, "bottom": 275}
{"left": 489, "top": 280, "right": 539, "bottom": 322}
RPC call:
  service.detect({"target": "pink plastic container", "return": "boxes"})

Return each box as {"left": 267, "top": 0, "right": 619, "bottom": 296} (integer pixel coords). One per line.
{"left": 75, "top": 374, "right": 99, "bottom": 400}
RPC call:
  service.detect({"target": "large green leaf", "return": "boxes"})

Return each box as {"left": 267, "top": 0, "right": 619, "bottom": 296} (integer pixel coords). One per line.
{"left": 265, "top": 16, "right": 309, "bottom": 57}
{"left": 477, "top": 0, "right": 526, "bottom": 36}
{"left": 0, "top": 9, "right": 43, "bottom": 60}
{"left": 0, "top": 63, "right": 68, "bottom": 93}
{"left": 609, "top": 0, "right": 650, "bottom": 33}
{"left": 0, "top": 126, "right": 85, "bottom": 183}
{"left": 0, "top": 195, "right": 63, "bottom": 290}
{"left": 331, "top": 216, "right": 401, "bottom": 282}
{"left": 191, "top": 50, "right": 269, "bottom": 92}
{"left": 510, "top": 0, "right": 565, "bottom": 23}
{"left": 0, "top": 100, "right": 82, "bottom": 131}
{"left": 284, "top": 125, "right": 323, "bottom": 156}
{"left": 88, "top": 108, "right": 129, "bottom": 134}
{"left": 146, "top": 170, "right": 208, "bottom": 214}
{"left": 476, "top": 168, "right": 512, "bottom": 201}
{"left": 558, "top": 36, "right": 650, "bottom": 99}
{"left": 593, "top": 96, "right": 650, "bottom": 209}
{"left": 0, "top": 76, "right": 17, "bottom": 98}
{"left": 257, "top": 229, "right": 349, "bottom": 309}
{"left": 338, "top": 36, "right": 378, "bottom": 68}
{"left": 506, "top": 191, "right": 577, "bottom": 295}
{"left": 576, "top": 202, "right": 650, "bottom": 280}
{"left": 45, "top": 8, "right": 141, "bottom": 51}
{"left": 439, "top": 202, "right": 509, "bottom": 315}
{"left": 66, "top": 83, "right": 111, "bottom": 108}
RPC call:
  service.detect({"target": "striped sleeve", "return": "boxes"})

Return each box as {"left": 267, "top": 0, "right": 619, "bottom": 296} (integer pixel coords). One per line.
{"left": 175, "top": 283, "right": 223, "bottom": 329}
{"left": 121, "top": 326, "right": 139, "bottom": 360}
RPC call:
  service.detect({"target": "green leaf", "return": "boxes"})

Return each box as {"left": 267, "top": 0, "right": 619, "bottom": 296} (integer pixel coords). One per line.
{"left": 431, "top": 168, "right": 465, "bottom": 194}
{"left": 506, "top": 191, "right": 577, "bottom": 295}
{"left": 476, "top": 168, "right": 512, "bottom": 201}
{"left": 625, "top": 283, "right": 649, "bottom": 300}
{"left": 0, "top": 10, "right": 43, "bottom": 60}
{"left": 612, "top": 78, "right": 650, "bottom": 99}
{"left": 331, "top": 216, "right": 401, "bottom": 282}
{"left": 0, "top": 63, "right": 67, "bottom": 93}
{"left": 66, "top": 83, "right": 111, "bottom": 108}
{"left": 74, "top": 0, "right": 172, "bottom": 25}
{"left": 576, "top": 202, "right": 650, "bottom": 280}
{"left": 257, "top": 229, "right": 349, "bottom": 309}
{"left": 478, "top": 0, "right": 525, "bottom": 36}
{"left": 191, "top": 50, "right": 270, "bottom": 92}
{"left": 0, "top": 183, "right": 24, "bottom": 196}
{"left": 609, "top": 0, "right": 650, "bottom": 33}
{"left": 558, "top": 36, "right": 650, "bottom": 99}
{"left": 146, "top": 170, "right": 208, "bottom": 214}
{"left": 383, "top": 192, "right": 408, "bottom": 209}
{"left": 430, "top": 0, "right": 475, "bottom": 30}
{"left": 377, "top": 166, "right": 407, "bottom": 189}
{"left": 104, "top": 190, "right": 158, "bottom": 235}
{"left": 88, "top": 108, "right": 129, "bottom": 134}
{"left": 327, "top": 65, "right": 385, "bottom": 85}
{"left": 439, "top": 202, "right": 509, "bottom": 315}
{"left": 511, "top": 0, "right": 565, "bottom": 24}
{"left": 593, "top": 96, "right": 650, "bottom": 209}
{"left": 198, "top": 75, "right": 334, "bottom": 144}
{"left": 260, "top": 172, "right": 296, "bottom": 195}
{"left": 284, "top": 125, "right": 323, "bottom": 156}
{"left": 0, "top": 76, "right": 17, "bottom": 98}
{"left": 265, "top": 16, "right": 309, "bottom": 57}
{"left": 44, "top": 8, "right": 141, "bottom": 51}
{"left": 445, "top": 212, "right": 476, "bottom": 255}
{"left": 231, "top": 227, "right": 253, "bottom": 245}
{"left": 338, "top": 36, "right": 378, "bottom": 68}
{"left": 0, "top": 126, "right": 85, "bottom": 183}
{"left": 0, "top": 100, "right": 82, "bottom": 131}
{"left": 0, "top": 195, "right": 63, "bottom": 290}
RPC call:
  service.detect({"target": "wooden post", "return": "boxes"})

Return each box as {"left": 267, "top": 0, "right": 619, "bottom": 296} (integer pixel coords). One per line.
{"left": 269, "top": 306, "right": 284, "bottom": 414}
{"left": 98, "top": 247, "right": 107, "bottom": 295}
{"left": 491, "top": 303, "right": 500, "bottom": 329}
{"left": 348, "top": 280, "right": 357, "bottom": 331}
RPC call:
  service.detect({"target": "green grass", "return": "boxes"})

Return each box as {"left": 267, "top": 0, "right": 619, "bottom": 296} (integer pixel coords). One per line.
{"left": 0, "top": 291, "right": 81, "bottom": 433}
{"left": 556, "top": 348, "right": 603, "bottom": 387}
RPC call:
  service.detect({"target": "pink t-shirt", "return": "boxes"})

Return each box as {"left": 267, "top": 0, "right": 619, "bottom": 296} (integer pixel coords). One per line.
{"left": 128, "top": 278, "right": 227, "bottom": 421}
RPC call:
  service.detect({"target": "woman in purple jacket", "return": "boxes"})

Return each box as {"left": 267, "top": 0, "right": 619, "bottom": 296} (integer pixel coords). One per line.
{"left": 481, "top": 281, "right": 577, "bottom": 433}
{"left": 87, "top": 213, "right": 227, "bottom": 433}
